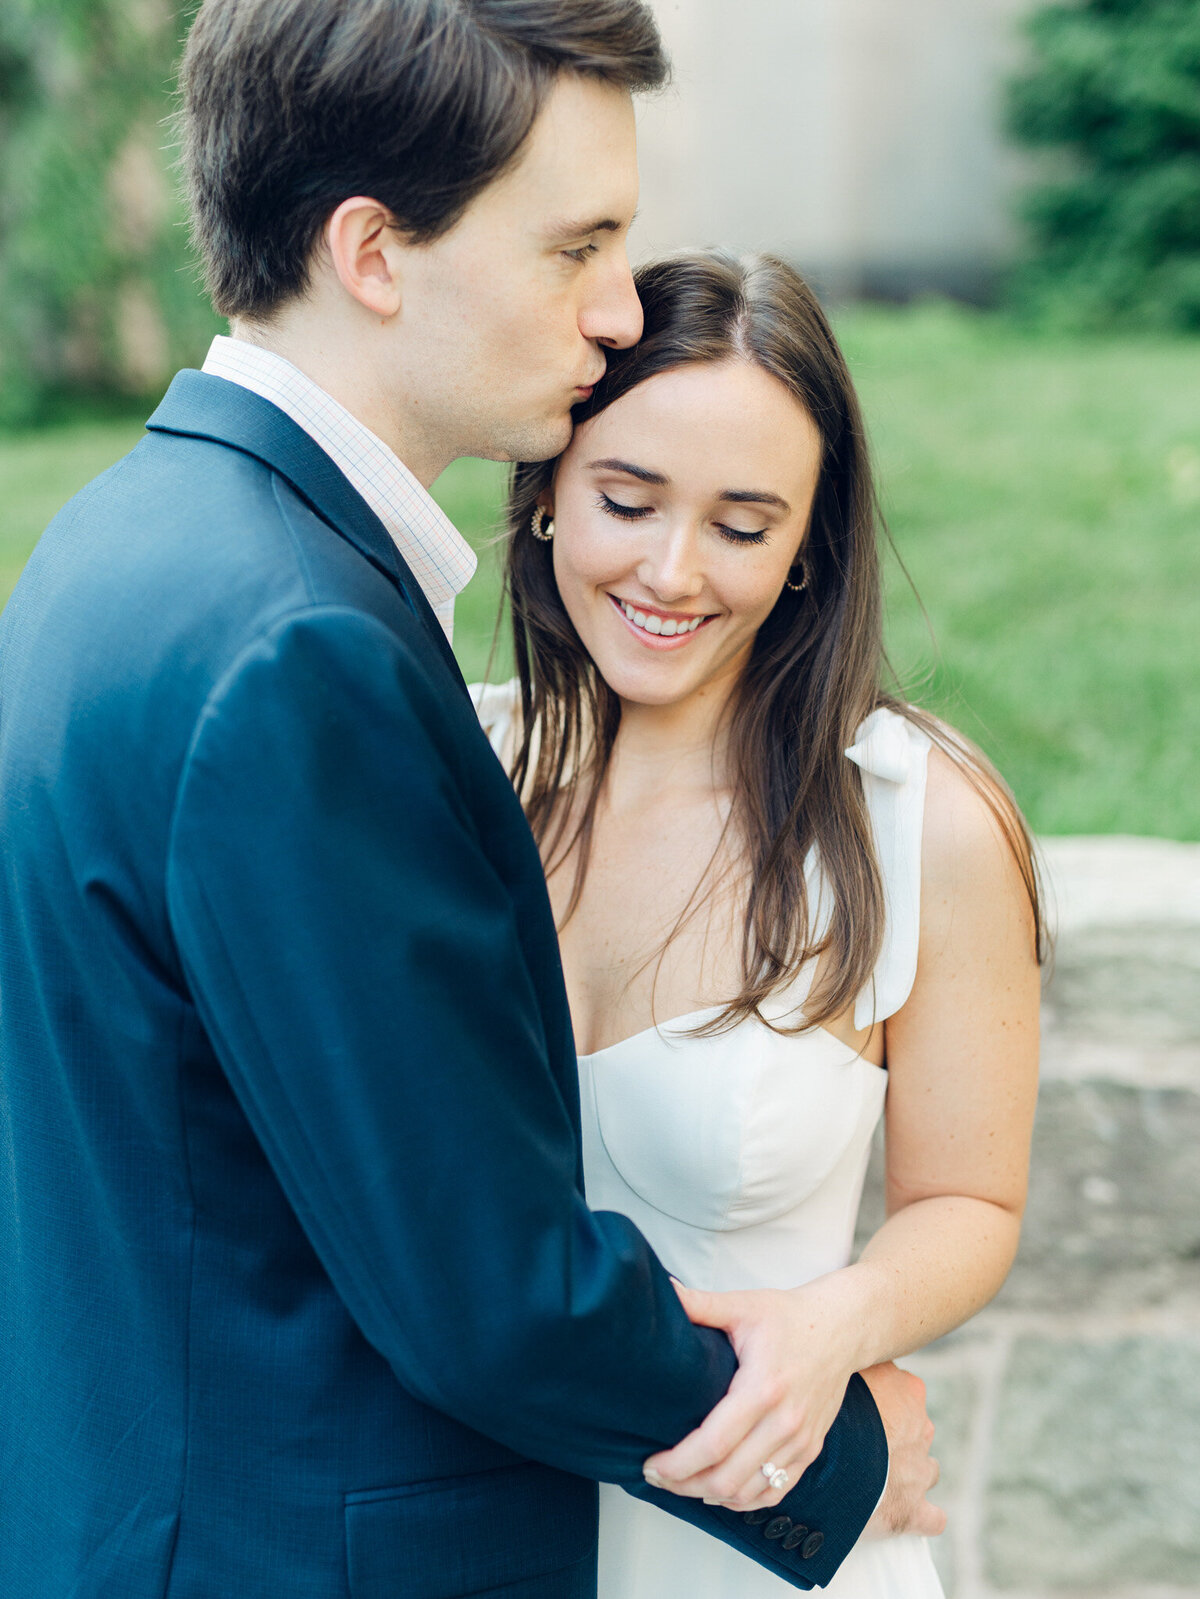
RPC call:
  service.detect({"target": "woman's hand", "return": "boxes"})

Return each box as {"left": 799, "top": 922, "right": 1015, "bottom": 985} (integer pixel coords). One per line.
{"left": 643, "top": 1275, "right": 869, "bottom": 1512}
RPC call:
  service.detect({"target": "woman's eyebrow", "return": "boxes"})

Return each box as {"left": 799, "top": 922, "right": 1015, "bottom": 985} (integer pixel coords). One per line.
{"left": 721, "top": 488, "right": 791, "bottom": 512}
{"left": 588, "top": 459, "right": 791, "bottom": 513}
{"left": 587, "top": 457, "right": 668, "bottom": 485}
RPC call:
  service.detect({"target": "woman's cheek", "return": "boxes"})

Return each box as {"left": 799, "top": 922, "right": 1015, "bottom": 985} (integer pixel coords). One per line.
{"left": 564, "top": 521, "right": 627, "bottom": 591}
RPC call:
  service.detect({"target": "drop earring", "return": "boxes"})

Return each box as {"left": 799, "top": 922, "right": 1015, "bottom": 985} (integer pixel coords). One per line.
{"left": 531, "top": 508, "right": 555, "bottom": 542}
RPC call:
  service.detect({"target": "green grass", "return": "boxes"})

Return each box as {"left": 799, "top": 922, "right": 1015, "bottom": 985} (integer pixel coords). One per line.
{"left": 429, "top": 457, "right": 512, "bottom": 685}
{"left": 840, "top": 302, "right": 1200, "bottom": 839}
{"left": 3, "top": 304, "right": 1197, "bottom": 838}
{"left": 0, "top": 419, "right": 147, "bottom": 601}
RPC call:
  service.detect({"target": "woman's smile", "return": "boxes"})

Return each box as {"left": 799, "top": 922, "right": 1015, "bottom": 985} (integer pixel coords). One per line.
{"left": 607, "top": 592, "right": 716, "bottom": 646}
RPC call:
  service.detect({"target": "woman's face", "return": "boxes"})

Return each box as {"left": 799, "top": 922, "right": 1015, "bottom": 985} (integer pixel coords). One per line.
{"left": 547, "top": 358, "right": 823, "bottom": 712}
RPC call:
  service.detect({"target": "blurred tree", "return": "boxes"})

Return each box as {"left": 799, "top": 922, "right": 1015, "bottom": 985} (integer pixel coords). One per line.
{"left": 1008, "top": 0, "right": 1200, "bottom": 330}
{"left": 0, "top": 0, "right": 216, "bottom": 426}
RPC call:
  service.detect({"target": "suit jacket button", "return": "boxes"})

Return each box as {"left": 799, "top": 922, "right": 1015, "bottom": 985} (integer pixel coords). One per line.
{"left": 764, "top": 1516, "right": 792, "bottom": 1540}
{"left": 801, "top": 1531, "right": 825, "bottom": 1559}
{"left": 743, "top": 1509, "right": 771, "bottom": 1525}
{"left": 782, "top": 1524, "right": 810, "bottom": 1551}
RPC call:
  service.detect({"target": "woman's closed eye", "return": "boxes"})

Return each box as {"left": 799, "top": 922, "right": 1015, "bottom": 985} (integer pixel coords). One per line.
{"left": 596, "top": 491, "right": 653, "bottom": 521}
{"left": 596, "top": 492, "right": 769, "bottom": 546}
{"left": 715, "top": 522, "right": 769, "bottom": 546}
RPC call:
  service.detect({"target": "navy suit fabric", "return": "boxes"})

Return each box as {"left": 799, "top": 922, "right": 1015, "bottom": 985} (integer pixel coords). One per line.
{"left": 0, "top": 372, "right": 887, "bottom": 1597}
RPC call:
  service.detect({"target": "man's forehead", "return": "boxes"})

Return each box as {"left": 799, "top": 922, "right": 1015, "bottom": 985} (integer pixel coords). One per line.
{"left": 488, "top": 75, "right": 639, "bottom": 213}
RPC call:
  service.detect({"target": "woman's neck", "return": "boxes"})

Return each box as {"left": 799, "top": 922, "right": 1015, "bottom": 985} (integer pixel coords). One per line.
{"left": 605, "top": 679, "right": 738, "bottom": 811}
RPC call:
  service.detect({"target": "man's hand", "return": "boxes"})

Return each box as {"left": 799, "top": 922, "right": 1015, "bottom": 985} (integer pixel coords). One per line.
{"left": 860, "top": 1363, "right": 946, "bottom": 1538}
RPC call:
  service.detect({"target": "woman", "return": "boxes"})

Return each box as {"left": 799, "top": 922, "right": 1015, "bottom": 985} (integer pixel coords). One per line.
{"left": 471, "top": 251, "right": 1041, "bottom": 1598}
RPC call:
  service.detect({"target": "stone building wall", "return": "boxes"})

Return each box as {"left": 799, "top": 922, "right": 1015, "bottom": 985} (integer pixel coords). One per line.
{"left": 855, "top": 838, "right": 1200, "bottom": 1595}
{"left": 635, "top": 0, "right": 1037, "bottom": 299}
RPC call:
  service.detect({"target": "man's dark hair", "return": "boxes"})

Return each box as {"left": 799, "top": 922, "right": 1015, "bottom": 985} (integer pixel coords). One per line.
{"left": 179, "top": 0, "right": 668, "bottom": 319}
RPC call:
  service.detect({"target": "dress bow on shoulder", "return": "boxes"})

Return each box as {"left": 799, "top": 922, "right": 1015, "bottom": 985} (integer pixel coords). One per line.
{"left": 844, "top": 706, "right": 914, "bottom": 786}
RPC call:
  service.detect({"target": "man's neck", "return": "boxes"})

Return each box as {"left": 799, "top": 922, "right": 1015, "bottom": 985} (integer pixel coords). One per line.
{"left": 228, "top": 316, "right": 449, "bottom": 487}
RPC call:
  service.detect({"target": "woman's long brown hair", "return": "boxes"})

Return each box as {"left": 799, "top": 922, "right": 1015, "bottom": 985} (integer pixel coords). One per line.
{"left": 502, "top": 250, "right": 1042, "bottom": 1034}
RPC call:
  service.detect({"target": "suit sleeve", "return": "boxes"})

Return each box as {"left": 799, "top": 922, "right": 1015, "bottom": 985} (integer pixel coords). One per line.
{"left": 166, "top": 605, "right": 886, "bottom": 1584}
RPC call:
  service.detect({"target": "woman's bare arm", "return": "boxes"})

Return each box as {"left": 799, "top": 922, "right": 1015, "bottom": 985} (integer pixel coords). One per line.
{"left": 851, "top": 745, "right": 1041, "bottom": 1354}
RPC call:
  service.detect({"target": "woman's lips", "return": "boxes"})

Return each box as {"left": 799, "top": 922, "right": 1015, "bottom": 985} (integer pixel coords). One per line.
{"left": 607, "top": 592, "right": 715, "bottom": 648}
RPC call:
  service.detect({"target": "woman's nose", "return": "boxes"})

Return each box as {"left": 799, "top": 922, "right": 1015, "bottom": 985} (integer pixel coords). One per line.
{"left": 639, "top": 528, "right": 704, "bottom": 603}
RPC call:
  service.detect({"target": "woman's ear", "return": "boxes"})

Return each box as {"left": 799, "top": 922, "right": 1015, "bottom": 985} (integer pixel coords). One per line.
{"left": 324, "top": 196, "right": 405, "bottom": 319}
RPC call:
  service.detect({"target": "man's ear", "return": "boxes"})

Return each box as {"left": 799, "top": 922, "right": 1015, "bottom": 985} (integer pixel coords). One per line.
{"left": 324, "top": 196, "right": 406, "bottom": 319}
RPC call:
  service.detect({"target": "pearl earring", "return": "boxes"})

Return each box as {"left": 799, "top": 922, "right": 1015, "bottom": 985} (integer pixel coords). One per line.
{"left": 531, "top": 508, "right": 555, "bottom": 542}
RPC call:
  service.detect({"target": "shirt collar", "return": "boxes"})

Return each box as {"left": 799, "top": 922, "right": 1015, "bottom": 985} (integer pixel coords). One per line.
{"left": 202, "top": 335, "right": 476, "bottom": 638}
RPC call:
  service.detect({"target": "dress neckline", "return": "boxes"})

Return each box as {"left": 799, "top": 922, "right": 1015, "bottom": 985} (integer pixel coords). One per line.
{"left": 577, "top": 1001, "right": 883, "bottom": 1067}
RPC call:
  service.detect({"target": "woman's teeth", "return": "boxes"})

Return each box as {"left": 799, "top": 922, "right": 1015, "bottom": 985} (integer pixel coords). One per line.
{"left": 618, "top": 600, "right": 703, "bottom": 637}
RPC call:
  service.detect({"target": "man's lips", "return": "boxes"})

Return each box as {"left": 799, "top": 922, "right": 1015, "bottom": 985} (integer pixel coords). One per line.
{"left": 607, "top": 592, "right": 717, "bottom": 645}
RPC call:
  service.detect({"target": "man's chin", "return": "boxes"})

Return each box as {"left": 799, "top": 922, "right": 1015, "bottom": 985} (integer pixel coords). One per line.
{"left": 478, "top": 412, "right": 574, "bottom": 466}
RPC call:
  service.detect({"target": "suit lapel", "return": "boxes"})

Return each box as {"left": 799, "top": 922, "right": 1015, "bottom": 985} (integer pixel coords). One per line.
{"left": 146, "top": 370, "right": 468, "bottom": 692}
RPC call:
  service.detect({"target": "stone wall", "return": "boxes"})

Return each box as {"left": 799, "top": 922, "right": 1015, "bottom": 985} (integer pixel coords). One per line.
{"left": 855, "top": 837, "right": 1200, "bottom": 1596}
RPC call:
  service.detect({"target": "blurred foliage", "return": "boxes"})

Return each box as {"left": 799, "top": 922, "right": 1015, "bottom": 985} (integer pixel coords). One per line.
{"left": 0, "top": 0, "right": 216, "bottom": 427}
{"left": 1007, "top": 0, "right": 1200, "bottom": 330}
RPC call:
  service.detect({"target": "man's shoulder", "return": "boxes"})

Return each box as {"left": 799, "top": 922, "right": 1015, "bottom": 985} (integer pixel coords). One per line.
{"left": 48, "top": 425, "right": 405, "bottom": 629}
{"left": 8, "top": 426, "right": 446, "bottom": 747}
{"left": 47, "top": 424, "right": 291, "bottom": 562}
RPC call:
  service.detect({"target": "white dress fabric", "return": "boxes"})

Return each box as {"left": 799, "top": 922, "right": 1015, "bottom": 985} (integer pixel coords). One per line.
{"left": 471, "top": 683, "right": 943, "bottom": 1598}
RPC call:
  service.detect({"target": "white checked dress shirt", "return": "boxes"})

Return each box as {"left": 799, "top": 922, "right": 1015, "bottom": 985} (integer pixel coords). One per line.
{"left": 202, "top": 335, "right": 476, "bottom": 640}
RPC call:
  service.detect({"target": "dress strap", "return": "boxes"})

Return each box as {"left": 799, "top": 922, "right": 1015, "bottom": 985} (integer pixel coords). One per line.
{"left": 844, "top": 708, "right": 932, "bottom": 1030}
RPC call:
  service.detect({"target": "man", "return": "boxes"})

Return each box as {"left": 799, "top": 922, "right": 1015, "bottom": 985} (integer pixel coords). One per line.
{"left": 0, "top": 3, "right": 940, "bottom": 1595}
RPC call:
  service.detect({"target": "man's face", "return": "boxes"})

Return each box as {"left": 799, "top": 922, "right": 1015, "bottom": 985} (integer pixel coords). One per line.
{"left": 392, "top": 73, "right": 643, "bottom": 470}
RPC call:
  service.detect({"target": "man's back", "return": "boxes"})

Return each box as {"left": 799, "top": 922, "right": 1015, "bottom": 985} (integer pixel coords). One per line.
{"left": 0, "top": 401, "right": 595, "bottom": 1596}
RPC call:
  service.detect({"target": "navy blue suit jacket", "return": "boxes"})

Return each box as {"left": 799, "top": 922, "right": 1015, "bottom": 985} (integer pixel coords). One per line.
{"left": 0, "top": 372, "right": 886, "bottom": 1597}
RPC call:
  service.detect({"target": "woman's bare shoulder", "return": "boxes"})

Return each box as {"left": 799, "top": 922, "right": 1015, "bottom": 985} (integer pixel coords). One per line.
{"left": 918, "top": 731, "right": 1038, "bottom": 937}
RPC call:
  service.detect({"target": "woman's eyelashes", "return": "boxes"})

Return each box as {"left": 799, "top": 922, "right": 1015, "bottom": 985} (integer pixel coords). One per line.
{"left": 716, "top": 522, "right": 769, "bottom": 546}
{"left": 596, "top": 490, "right": 651, "bottom": 521}
{"left": 595, "top": 491, "right": 770, "bottom": 546}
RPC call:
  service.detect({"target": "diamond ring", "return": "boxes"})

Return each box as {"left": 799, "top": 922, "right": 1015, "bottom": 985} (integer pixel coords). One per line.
{"left": 760, "top": 1462, "right": 790, "bottom": 1491}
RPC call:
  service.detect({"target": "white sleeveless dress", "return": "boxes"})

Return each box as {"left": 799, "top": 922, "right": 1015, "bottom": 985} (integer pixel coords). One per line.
{"left": 471, "top": 682, "right": 944, "bottom": 1599}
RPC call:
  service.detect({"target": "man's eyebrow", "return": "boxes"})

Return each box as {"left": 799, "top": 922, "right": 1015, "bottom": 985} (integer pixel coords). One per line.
{"left": 722, "top": 488, "right": 791, "bottom": 513}
{"left": 587, "top": 457, "right": 668, "bottom": 485}
{"left": 546, "top": 214, "right": 629, "bottom": 241}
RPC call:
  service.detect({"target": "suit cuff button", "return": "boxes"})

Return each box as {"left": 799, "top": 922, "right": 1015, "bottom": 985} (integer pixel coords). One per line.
{"left": 801, "top": 1531, "right": 825, "bottom": 1559}
{"left": 763, "top": 1516, "right": 792, "bottom": 1540}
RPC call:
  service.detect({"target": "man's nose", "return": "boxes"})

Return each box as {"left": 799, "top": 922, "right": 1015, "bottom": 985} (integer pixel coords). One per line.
{"left": 580, "top": 252, "right": 643, "bottom": 351}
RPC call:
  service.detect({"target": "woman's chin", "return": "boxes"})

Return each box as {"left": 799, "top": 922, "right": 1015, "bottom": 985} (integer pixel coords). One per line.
{"left": 591, "top": 657, "right": 704, "bottom": 711}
